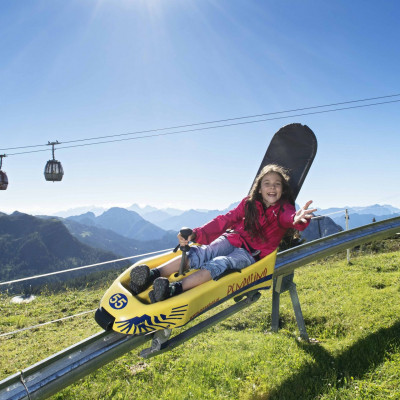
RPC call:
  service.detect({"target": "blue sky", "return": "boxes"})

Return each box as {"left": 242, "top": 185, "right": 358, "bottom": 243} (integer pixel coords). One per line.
{"left": 1, "top": 0, "right": 400, "bottom": 215}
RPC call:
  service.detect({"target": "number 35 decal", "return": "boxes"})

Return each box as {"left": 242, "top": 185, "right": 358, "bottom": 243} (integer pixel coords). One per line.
{"left": 109, "top": 293, "right": 128, "bottom": 310}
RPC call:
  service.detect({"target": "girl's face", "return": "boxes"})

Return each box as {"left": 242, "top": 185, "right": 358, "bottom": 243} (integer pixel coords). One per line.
{"left": 258, "top": 172, "right": 283, "bottom": 206}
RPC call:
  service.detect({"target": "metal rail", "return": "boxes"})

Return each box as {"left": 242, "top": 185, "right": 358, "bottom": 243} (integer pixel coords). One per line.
{"left": 1, "top": 216, "right": 399, "bottom": 400}
{"left": 0, "top": 331, "right": 151, "bottom": 400}
{"left": 274, "top": 215, "right": 400, "bottom": 277}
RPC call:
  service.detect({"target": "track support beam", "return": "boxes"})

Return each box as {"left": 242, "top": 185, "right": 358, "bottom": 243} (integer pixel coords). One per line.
{"left": 271, "top": 273, "right": 309, "bottom": 341}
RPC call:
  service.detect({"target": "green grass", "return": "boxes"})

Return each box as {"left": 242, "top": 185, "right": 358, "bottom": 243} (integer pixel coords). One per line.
{"left": 1, "top": 244, "right": 400, "bottom": 399}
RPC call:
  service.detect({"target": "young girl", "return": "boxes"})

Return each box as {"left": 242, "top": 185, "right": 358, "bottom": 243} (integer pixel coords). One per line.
{"left": 130, "top": 164, "right": 316, "bottom": 303}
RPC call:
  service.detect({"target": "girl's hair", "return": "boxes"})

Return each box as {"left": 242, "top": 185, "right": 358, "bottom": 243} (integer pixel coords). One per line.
{"left": 244, "top": 164, "right": 294, "bottom": 239}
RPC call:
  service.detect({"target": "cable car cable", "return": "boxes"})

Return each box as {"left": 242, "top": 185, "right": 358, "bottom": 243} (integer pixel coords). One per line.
{"left": 45, "top": 93, "right": 400, "bottom": 145}
{"left": 1, "top": 92, "right": 399, "bottom": 152}
{"left": 4, "top": 98, "right": 400, "bottom": 157}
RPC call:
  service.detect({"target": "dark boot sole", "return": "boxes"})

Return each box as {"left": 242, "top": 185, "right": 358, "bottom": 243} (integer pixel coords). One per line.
{"left": 129, "top": 264, "right": 150, "bottom": 295}
{"left": 153, "top": 277, "right": 170, "bottom": 302}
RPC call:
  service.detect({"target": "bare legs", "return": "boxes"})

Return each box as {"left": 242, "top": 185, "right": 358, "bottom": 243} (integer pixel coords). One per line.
{"left": 181, "top": 269, "right": 211, "bottom": 291}
{"left": 157, "top": 256, "right": 181, "bottom": 277}
{"left": 156, "top": 255, "right": 212, "bottom": 292}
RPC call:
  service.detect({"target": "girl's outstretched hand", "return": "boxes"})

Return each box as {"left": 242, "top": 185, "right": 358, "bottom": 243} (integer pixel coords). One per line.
{"left": 293, "top": 200, "right": 317, "bottom": 225}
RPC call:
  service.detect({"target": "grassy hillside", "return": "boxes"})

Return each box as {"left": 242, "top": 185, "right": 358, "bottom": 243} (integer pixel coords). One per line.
{"left": 1, "top": 241, "right": 400, "bottom": 399}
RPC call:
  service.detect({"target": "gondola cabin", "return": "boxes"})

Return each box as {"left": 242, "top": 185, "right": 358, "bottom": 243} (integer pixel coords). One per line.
{"left": 0, "top": 170, "right": 8, "bottom": 190}
{"left": 44, "top": 160, "right": 64, "bottom": 182}
{"left": 44, "top": 141, "right": 64, "bottom": 182}
{"left": 0, "top": 155, "right": 8, "bottom": 190}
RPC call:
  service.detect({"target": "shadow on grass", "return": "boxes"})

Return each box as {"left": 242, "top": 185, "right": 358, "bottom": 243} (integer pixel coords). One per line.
{"left": 263, "top": 320, "right": 400, "bottom": 400}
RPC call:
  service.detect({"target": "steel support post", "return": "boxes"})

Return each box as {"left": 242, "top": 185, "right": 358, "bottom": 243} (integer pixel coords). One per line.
{"left": 271, "top": 273, "right": 309, "bottom": 340}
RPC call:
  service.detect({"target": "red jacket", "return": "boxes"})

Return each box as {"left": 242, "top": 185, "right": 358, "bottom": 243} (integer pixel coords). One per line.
{"left": 192, "top": 197, "right": 310, "bottom": 259}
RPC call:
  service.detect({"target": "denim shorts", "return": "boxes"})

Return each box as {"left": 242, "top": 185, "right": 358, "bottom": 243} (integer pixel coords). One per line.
{"left": 187, "top": 236, "right": 256, "bottom": 280}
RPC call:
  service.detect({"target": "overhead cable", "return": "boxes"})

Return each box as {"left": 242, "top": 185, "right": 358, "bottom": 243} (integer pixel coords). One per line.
{"left": 2, "top": 94, "right": 400, "bottom": 156}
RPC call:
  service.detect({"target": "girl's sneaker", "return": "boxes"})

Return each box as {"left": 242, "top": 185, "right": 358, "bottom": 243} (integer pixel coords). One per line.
{"left": 152, "top": 277, "right": 170, "bottom": 302}
{"left": 149, "top": 279, "right": 183, "bottom": 303}
{"left": 129, "top": 264, "right": 151, "bottom": 295}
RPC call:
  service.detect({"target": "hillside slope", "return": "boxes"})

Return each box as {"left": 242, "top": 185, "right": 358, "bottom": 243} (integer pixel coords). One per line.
{"left": 0, "top": 212, "right": 117, "bottom": 282}
{"left": 63, "top": 219, "right": 179, "bottom": 257}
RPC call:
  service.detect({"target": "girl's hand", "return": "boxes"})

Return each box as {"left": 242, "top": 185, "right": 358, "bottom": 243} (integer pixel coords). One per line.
{"left": 177, "top": 232, "right": 195, "bottom": 247}
{"left": 293, "top": 200, "right": 317, "bottom": 225}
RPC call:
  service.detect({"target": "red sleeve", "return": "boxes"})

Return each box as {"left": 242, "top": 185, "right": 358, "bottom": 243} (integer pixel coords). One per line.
{"left": 193, "top": 197, "right": 247, "bottom": 244}
{"left": 278, "top": 203, "right": 310, "bottom": 231}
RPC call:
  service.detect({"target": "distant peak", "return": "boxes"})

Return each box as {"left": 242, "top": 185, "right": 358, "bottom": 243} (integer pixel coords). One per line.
{"left": 105, "top": 207, "right": 136, "bottom": 214}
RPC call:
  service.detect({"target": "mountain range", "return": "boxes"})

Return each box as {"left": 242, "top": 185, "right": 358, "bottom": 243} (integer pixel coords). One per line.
{"left": 53, "top": 202, "right": 400, "bottom": 231}
{"left": 58, "top": 202, "right": 400, "bottom": 257}
{"left": 74, "top": 202, "right": 398, "bottom": 233}
{"left": 63, "top": 205, "right": 343, "bottom": 253}
{"left": 315, "top": 204, "right": 400, "bottom": 230}
{"left": 1, "top": 202, "right": 398, "bottom": 286}
{"left": 62, "top": 217, "right": 178, "bottom": 257}
{"left": 67, "top": 207, "right": 171, "bottom": 241}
